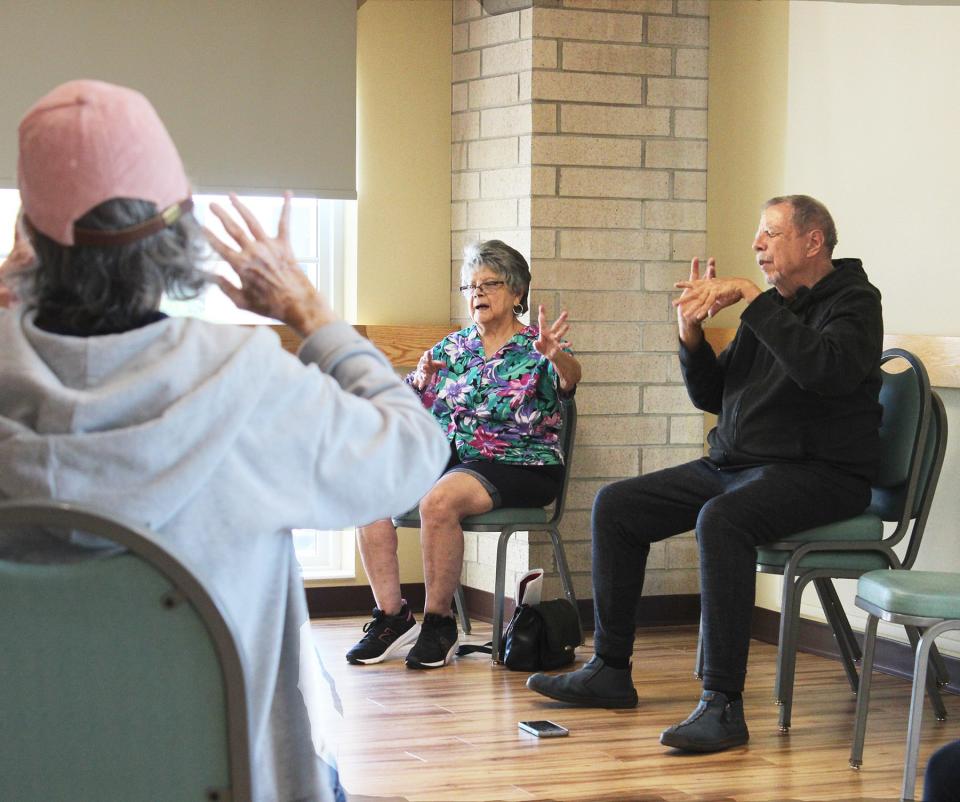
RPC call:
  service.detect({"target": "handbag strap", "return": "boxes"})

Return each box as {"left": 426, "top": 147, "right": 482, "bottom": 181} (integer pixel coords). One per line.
{"left": 455, "top": 642, "right": 493, "bottom": 657}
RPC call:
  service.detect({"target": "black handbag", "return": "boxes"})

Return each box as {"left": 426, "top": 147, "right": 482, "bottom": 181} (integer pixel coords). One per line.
{"left": 500, "top": 599, "right": 582, "bottom": 672}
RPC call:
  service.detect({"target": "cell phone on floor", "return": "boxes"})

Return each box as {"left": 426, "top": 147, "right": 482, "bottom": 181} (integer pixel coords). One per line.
{"left": 518, "top": 720, "right": 569, "bottom": 738}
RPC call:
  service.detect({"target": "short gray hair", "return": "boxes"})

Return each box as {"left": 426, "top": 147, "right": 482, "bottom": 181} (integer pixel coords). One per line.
{"left": 461, "top": 239, "right": 531, "bottom": 314}
{"left": 764, "top": 194, "right": 838, "bottom": 255}
{"left": 21, "top": 198, "right": 211, "bottom": 334}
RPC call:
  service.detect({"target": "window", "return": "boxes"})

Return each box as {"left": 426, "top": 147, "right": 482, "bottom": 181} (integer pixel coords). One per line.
{"left": 162, "top": 192, "right": 353, "bottom": 326}
{"left": 0, "top": 187, "right": 357, "bottom": 581}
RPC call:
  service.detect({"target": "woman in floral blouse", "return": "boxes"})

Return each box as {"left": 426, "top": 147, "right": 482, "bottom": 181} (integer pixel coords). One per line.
{"left": 347, "top": 239, "right": 582, "bottom": 670}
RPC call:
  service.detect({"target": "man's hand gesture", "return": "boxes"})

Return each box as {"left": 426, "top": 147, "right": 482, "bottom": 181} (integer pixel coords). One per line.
{"left": 674, "top": 257, "right": 715, "bottom": 349}
{"left": 673, "top": 258, "right": 761, "bottom": 349}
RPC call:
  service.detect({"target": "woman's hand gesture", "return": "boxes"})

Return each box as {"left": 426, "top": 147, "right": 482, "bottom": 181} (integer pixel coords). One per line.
{"left": 412, "top": 349, "right": 444, "bottom": 391}
{"left": 205, "top": 192, "right": 336, "bottom": 338}
{"left": 534, "top": 304, "right": 581, "bottom": 392}
{"left": 533, "top": 304, "right": 571, "bottom": 362}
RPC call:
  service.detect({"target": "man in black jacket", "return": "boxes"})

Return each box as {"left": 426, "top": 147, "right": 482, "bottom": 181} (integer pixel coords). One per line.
{"left": 527, "top": 195, "right": 883, "bottom": 753}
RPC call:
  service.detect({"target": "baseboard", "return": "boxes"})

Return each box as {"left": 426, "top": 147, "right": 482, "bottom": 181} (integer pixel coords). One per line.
{"left": 307, "top": 583, "right": 701, "bottom": 632}
{"left": 305, "top": 583, "right": 425, "bottom": 619}
{"left": 751, "top": 606, "right": 960, "bottom": 695}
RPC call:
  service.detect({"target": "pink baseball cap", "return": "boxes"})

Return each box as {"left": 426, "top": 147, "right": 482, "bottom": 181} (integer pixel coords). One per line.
{"left": 17, "top": 79, "right": 192, "bottom": 247}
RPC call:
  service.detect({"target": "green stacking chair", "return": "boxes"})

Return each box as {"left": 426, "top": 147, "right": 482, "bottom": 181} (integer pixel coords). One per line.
{"left": 695, "top": 349, "right": 947, "bottom": 732}
{"left": 760, "top": 349, "right": 948, "bottom": 731}
{"left": 0, "top": 500, "right": 252, "bottom": 802}
{"left": 394, "top": 397, "right": 580, "bottom": 661}
{"left": 850, "top": 570, "right": 960, "bottom": 801}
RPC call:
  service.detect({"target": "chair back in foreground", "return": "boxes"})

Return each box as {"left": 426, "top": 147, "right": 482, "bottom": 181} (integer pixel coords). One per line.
{"left": 0, "top": 500, "right": 252, "bottom": 802}
{"left": 748, "top": 348, "right": 947, "bottom": 732}
{"left": 394, "top": 397, "right": 580, "bottom": 660}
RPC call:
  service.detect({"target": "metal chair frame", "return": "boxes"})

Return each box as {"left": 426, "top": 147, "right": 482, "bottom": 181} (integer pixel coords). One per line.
{"left": 0, "top": 499, "right": 253, "bottom": 801}
{"left": 850, "top": 596, "right": 960, "bottom": 802}
{"left": 694, "top": 349, "right": 948, "bottom": 731}
{"left": 395, "top": 398, "right": 581, "bottom": 662}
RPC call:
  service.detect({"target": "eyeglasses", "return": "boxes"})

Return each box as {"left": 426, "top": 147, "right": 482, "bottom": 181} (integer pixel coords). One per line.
{"left": 459, "top": 280, "right": 506, "bottom": 295}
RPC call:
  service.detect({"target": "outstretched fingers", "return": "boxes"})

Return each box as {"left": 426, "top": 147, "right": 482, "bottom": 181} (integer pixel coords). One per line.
{"left": 226, "top": 193, "right": 269, "bottom": 242}
{"left": 276, "top": 191, "right": 292, "bottom": 242}
{"left": 209, "top": 201, "right": 253, "bottom": 251}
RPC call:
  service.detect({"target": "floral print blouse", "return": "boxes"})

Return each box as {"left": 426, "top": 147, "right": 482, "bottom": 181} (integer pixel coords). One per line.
{"left": 407, "top": 324, "right": 569, "bottom": 465}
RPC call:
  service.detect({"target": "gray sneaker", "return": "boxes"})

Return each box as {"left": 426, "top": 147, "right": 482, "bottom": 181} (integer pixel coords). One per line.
{"left": 659, "top": 690, "right": 749, "bottom": 752}
{"left": 526, "top": 655, "right": 638, "bottom": 709}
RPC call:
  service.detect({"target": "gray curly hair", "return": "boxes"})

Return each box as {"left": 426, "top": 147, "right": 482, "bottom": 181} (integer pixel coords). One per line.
{"left": 20, "top": 197, "right": 211, "bottom": 334}
{"left": 461, "top": 239, "right": 531, "bottom": 314}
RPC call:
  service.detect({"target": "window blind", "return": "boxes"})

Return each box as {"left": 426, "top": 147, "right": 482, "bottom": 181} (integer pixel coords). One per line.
{"left": 0, "top": 0, "right": 356, "bottom": 199}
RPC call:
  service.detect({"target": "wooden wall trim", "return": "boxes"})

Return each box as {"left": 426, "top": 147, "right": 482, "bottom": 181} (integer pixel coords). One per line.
{"left": 272, "top": 323, "right": 455, "bottom": 368}
{"left": 705, "top": 327, "right": 960, "bottom": 389}
{"left": 274, "top": 323, "right": 959, "bottom": 387}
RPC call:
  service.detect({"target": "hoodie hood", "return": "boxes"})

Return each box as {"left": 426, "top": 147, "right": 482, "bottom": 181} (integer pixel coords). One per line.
{"left": 0, "top": 308, "right": 279, "bottom": 529}
{"left": 789, "top": 257, "right": 878, "bottom": 309}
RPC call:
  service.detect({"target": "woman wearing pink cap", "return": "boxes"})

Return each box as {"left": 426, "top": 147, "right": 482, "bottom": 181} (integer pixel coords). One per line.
{"left": 0, "top": 80, "right": 449, "bottom": 802}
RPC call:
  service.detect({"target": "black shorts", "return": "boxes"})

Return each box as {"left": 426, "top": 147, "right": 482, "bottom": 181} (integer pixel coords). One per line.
{"left": 443, "top": 443, "right": 564, "bottom": 509}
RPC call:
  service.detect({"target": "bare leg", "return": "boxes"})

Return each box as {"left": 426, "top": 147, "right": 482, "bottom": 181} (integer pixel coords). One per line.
{"left": 356, "top": 519, "right": 403, "bottom": 615}
{"left": 419, "top": 472, "right": 493, "bottom": 616}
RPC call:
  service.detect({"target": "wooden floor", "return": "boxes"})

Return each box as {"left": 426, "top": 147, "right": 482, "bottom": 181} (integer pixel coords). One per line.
{"left": 311, "top": 618, "right": 958, "bottom": 802}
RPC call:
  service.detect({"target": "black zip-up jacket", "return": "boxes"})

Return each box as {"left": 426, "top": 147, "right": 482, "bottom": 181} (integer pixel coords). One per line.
{"left": 679, "top": 258, "right": 883, "bottom": 483}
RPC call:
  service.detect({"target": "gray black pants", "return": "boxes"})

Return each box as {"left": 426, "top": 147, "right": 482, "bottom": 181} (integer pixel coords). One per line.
{"left": 591, "top": 458, "right": 870, "bottom": 692}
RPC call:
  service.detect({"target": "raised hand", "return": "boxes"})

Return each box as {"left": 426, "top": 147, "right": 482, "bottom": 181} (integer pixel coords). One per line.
{"left": 204, "top": 192, "right": 336, "bottom": 338}
{"left": 533, "top": 304, "right": 581, "bottom": 391}
{"left": 533, "top": 304, "right": 571, "bottom": 362}
{"left": 674, "top": 257, "right": 714, "bottom": 348}
{"left": 675, "top": 263, "right": 759, "bottom": 320}
{"left": 412, "top": 348, "right": 445, "bottom": 391}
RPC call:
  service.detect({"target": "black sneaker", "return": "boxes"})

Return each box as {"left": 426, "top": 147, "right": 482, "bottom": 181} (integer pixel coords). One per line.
{"left": 405, "top": 612, "right": 459, "bottom": 669}
{"left": 345, "top": 602, "right": 419, "bottom": 665}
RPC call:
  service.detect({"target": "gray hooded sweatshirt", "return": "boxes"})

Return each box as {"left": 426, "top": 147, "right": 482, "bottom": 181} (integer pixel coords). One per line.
{"left": 0, "top": 308, "right": 450, "bottom": 801}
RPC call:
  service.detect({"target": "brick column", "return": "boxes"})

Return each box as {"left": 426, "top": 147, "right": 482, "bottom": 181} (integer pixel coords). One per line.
{"left": 452, "top": 0, "right": 708, "bottom": 606}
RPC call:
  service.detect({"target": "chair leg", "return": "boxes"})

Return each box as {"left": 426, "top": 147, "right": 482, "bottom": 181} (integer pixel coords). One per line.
{"left": 928, "top": 641, "right": 951, "bottom": 689}
{"left": 453, "top": 583, "right": 471, "bottom": 635}
{"left": 546, "top": 528, "right": 581, "bottom": 642}
{"left": 849, "top": 614, "right": 879, "bottom": 769}
{"left": 778, "top": 573, "right": 812, "bottom": 732}
{"left": 902, "top": 625, "right": 948, "bottom": 802}
{"left": 905, "top": 626, "right": 948, "bottom": 721}
{"left": 490, "top": 528, "right": 517, "bottom": 663}
{"left": 774, "top": 574, "right": 792, "bottom": 706}
{"left": 694, "top": 615, "right": 704, "bottom": 679}
{"left": 814, "top": 578, "right": 860, "bottom": 694}
{"left": 818, "top": 577, "right": 862, "bottom": 661}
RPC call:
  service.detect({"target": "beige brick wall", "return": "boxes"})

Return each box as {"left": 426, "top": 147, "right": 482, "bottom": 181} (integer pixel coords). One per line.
{"left": 452, "top": 0, "right": 707, "bottom": 604}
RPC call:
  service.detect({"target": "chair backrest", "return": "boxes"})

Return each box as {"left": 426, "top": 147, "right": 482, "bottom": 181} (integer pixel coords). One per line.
{"left": 0, "top": 500, "right": 252, "bottom": 802}
{"left": 900, "top": 391, "right": 947, "bottom": 568}
{"left": 547, "top": 397, "right": 578, "bottom": 524}
{"left": 867, "top": 349, "right": 947, "bottom": 566}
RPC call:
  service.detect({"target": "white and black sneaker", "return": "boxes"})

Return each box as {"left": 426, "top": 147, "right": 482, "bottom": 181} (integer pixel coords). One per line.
{"left": 405, "top": 613, "right": 459, "bottom": 669}
{"left": 345, "top": 602, "right": 420, "bottom": 665}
